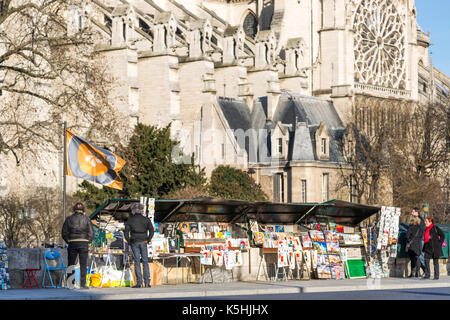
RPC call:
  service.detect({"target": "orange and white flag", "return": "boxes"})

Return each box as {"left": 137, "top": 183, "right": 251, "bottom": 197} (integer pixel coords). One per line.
{"left": 65, "top": 129, "right": 126, "bottom": 190}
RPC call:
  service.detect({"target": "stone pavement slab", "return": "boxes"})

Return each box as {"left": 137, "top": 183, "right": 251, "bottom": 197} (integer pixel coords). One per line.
{"left": 0, "top": 276, "right": 448, "bottom": 300}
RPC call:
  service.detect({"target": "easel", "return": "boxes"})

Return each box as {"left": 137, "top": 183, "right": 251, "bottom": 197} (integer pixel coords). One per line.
{"left": 296, "top": 250, "right": 311, "bottom": 280}
{"left": 200, "top": 263, "right": 215, "bottom": 284}
{"left": 256, "top": 247, "right": 274, "bottom": 281}
{"left": 118, "top": 242, "right": 132, "bottom": 287}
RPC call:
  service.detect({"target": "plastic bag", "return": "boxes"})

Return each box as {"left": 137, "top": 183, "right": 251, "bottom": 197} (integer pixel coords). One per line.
{"left": 89, "top": 273, "right": 102, "bottom": 287}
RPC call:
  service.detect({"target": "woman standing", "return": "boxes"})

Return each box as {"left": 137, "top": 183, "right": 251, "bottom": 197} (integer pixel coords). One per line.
{"left": 422, "top": 218, "right": 445, "bottom": 280}
{"left": 406, "top": 216, "right": 425, "bottom": 278}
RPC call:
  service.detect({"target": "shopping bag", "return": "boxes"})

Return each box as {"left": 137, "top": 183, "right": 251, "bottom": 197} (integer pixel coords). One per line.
{"left": 119, "top": 268, "right": 133, "bottom": 287}
{"left": 99, "top": 266, "right": 117, "bottom": 287}
{"left": 89, "top": 273, "right": 102, "bottom": 287}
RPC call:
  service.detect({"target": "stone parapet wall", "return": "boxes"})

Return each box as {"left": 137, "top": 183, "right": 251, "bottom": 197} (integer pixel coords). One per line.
{"left": 6, "top": 249, "right": 450, "bottom": 288}
{"left": 8, "top": 248, "right": 67, "bottom": 289}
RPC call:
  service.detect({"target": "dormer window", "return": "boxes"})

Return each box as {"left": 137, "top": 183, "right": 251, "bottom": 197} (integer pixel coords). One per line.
{"left": 278, "top": 138, "right": 283, "bottom": 154}
{"left": 316, "top": 121, "right": 330, "bottom": 160}
{"left": 321, "top": 138, "right": 327, "bottom": 154}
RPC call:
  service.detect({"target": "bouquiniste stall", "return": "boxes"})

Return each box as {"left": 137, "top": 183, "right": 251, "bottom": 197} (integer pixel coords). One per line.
{"left": 87, "top": 197, "right": 400, "bottom": 286}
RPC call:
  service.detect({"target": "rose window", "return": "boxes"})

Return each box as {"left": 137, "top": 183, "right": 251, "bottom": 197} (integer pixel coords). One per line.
{"left": 353, "top": 0, "right": 406, "bottom": 89}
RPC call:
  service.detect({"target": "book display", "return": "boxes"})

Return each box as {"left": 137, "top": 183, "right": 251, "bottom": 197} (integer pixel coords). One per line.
{"left": 86, "top": 198, "right": 402, "bottom": 285}
{"left": 308, "top": 230, "right": 345, "bottom": 279}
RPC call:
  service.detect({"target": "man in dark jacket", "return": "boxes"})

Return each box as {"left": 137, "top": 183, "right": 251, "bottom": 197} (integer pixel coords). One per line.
{"left": 61, "top": 202, "right": 94, "bottom": 289}
{"left": 124, "top": 203, "right": 154, "bottom": 288}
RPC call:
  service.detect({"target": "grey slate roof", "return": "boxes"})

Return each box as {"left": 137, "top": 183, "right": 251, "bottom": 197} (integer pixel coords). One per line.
{"left": 216, "top": 93, "right": 345, "bottom": 164}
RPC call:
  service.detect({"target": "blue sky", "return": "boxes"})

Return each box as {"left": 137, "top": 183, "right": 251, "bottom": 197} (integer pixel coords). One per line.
{"left": 415, "top": 0, "right": 450, "bottom": 75}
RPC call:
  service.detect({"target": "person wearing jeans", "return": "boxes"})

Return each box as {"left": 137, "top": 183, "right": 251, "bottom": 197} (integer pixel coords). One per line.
{"left": 62, "top": 202, "right": 94, "bottom": 289}
{"left": 124, "top": 203, "right": 154, "bottom": 288}
{"left": 130, "top": 242, "right": 150, "bottom": 288}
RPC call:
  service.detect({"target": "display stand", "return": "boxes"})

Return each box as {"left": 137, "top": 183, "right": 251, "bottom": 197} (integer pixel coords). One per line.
{"left": 256, "top": 248, "right": 274, "bottom": 281}
{"left": 275, "top": 264, "right": 289, "bottom": 281}
{"left": 0, "top": 243, "right": 10, "bottom": 290}
{"left": 200, "top": 264, "right": 215, "bottom": 284}
{"left": 156, "top": 253, "right": 203, "bottom": 285}
{"left": 296, "top": 251, "right": 311, "bottom": 280}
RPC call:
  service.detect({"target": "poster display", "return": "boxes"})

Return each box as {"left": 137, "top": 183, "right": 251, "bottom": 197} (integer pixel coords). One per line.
{"left": 300, "top": 232, "right": 312, "bottom": 249}
{"left": 0, "top": 242, "right": 9, "bottom": 290}
{"left": 364, "top": 206, "right": 401, "bottom": 278}
{"left": 200, "top": 249, "right": 213, "bottom": 265}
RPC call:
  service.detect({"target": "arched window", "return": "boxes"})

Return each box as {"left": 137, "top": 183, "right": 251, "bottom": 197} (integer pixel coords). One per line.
{"left": 243, "top": 12, "right": 257, "bottom": 39}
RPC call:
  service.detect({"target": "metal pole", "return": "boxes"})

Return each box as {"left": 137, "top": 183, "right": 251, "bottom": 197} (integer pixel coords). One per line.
{"left": 63, "top": 121, "right": 67, "bottom": 222}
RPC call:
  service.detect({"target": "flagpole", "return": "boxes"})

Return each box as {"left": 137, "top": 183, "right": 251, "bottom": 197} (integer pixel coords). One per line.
{"left": 63, "top": 121, "right": 67, "bottom": 222}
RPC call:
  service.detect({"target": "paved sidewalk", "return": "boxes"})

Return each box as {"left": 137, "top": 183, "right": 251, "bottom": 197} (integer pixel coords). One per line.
{"left": 1, "top": 277, "right": 449, "bottom": 300}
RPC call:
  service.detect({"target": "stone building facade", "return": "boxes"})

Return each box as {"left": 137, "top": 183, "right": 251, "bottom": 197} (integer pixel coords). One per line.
{"left": 1, "top": 0, "right": 448, "bottom": 205}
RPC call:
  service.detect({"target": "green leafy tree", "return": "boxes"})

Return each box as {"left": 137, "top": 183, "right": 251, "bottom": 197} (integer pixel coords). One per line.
{"left": 120, "top": 123, "right": 205, "bottom": 197}
{"left": 208, "top": 166, "right": 267, "bottom": 201}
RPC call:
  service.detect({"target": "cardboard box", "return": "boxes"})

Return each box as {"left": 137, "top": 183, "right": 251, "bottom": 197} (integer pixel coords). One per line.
{"left": 130, "top": 262, "right": 162, "bottom": 286}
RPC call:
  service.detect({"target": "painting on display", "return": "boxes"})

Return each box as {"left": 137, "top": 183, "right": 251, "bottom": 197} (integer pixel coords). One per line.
{"left": 311, "top": 250, "right": 318, "bottom": 269}
{"left": 326, "top": 242, "right": 341, "bottom": 255}
{"left": 294, "top": 250, "right": 303, "bottom": 265}
{"left": 324, "top": 230, "right": 339, "bottom": 243}
{"left": 317, "top": 265, "right": 332, "bottom": 279}
{"left": 331, "top": 266, "right": 345, "bottom": 280}
{"left": 328, "top": 254, "right": 342, "bottom": 266}
{"left": 293, "top": 237, "right": 302, "bottom": 251}
{"left": 213, "top": 250, "right": 223, "bottom": 266}
{"left": 224, "top": 251, "right": 234, "bottom": 270}
{"left": 288, "top": 249, "right": 296, "bottom": 270}
{"left": 253, "top": 232, "right": 265, "bottom": 245}
{"left": 309, "top": 231, "right": 325, "bottom": 243}
{"left": 303, "top": 250, "right": 312, "bottom": 269}
{"left": 300, "top": 232, "right": 312, "bottom": 249}
{"left": 313, "top": 242, "right": 328, "bottom": 254}
{"left": 277, "top": 247, "right": 289, "bottom": 268}
{"left": 200, "top": 249, "right": 213, "bottom": 265}
{"left": 317, "top": 254, "right": 329, "bottom": 266}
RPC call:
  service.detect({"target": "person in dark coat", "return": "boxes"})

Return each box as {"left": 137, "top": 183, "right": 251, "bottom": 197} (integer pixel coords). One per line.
{"left": 422, "top": 217, "right": 445, "bottom": 280}
{"left": 406, "top": 216, "right": 425, "bottom": 278}
{"left": 61, "top": 202, "right": 94, "bottom": 289}
{"left": 410, "top": 207, "right": 427, "bottom": 276}
{"left": 124, "top": 203, "right": 154, "bottom": 288}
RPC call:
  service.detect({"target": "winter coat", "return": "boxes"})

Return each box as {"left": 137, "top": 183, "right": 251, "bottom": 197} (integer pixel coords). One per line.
{"left": 124, "top": 214, "right": 154, "bottom": 244}
{"left": 61, "top": 212, "right": 94, "bottom": 244}
{"left": 423, "top": 225, "right": 445, "bottom": 259}
{"left": 406, "top": 223, "right": 425, "bottom": 256}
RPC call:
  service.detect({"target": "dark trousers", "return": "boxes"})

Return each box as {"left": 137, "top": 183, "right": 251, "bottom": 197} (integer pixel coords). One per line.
{"left": 408, "top": 251, "right": 420, "bottom": 276}
{"left": 131, "top": 242, "right": 150, "bottom": 286}
{"left": 424, "top": 257, "right": 439, "bottom": 279}
{"left": 67, "top": 241, "right": 89, "bottom": 287}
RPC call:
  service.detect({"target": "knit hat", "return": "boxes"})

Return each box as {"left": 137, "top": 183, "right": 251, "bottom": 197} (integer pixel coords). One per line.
{"left": 131, "top": 203, "right": 144, "bottom": 215}
{"left": 73, "top": 202, "right": 85, "bottom": 213}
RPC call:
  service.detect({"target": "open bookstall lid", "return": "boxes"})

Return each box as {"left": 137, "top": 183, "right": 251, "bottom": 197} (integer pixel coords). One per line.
{"left": 89, "top": 197, "right": 380, "bottom": 227}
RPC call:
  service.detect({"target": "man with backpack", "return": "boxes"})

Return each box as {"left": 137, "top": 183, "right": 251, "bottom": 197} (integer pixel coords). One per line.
{"left": 124, "top": 203, "right": 154, "bottom": 288}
